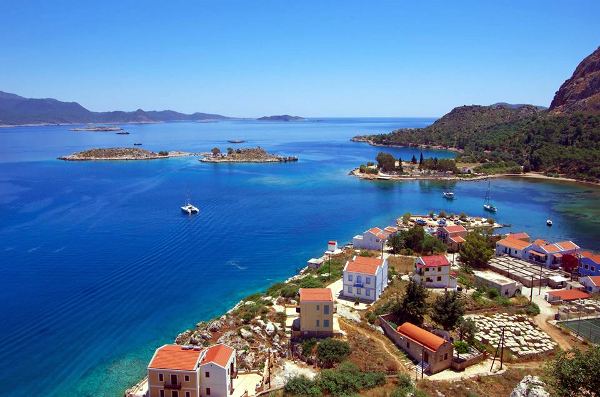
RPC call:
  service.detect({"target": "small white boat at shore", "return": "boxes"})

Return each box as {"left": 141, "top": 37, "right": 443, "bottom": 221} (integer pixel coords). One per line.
{"left": 181, "top": 203, "right": 199, "bottom": 214}
{"left": 546, "top": 219, "right": 553, "bottom": 226}
{"left": 442, "top": 192, "right": 455, "bottom": 199}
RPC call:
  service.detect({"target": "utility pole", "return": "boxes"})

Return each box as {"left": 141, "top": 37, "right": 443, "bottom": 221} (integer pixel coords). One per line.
{"left": 539, "top": 263, "right": 543, "bottom": 295}
{"left": 500, "top": 327, "right": 505, "bottom": 370}
{"left": 530, "top": 275, "right": 533, "bottom": 303}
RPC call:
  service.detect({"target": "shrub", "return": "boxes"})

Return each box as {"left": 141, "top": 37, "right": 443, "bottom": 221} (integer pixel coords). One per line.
{"left": 454, "top": 340, "right": 470, "bottom": 354}
{"left": 525, "top": 302, "right": 541, "bottom": 316}
{"left": 280, "top": 284, "right": 300, "bottom": 298}
{"left": 298, "top": 277, "right": 324, "bottom": 289}
{"left": 316, "top": 339, "right": 351, "bottom": 367}
{"left": 317, "top": 362, "right": 385, "bottom": 396}
{"left": 157, "top": 150, "right": 169, "bottom": 156}
{"left": 285, "top": 375, "right": 321, "bottom": 397}
{"left": 486, "top": 288, "right": 499, "bottom": 299}
{"left": 301, "top": 338, "right": 318, "bottom": 357}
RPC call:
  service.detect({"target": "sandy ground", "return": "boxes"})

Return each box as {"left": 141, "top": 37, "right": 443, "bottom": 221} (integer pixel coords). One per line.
{"left": 271, "top": 360, "right": 317, "bottom": 388}
{"left": 232, "top": 373, "right": 263, "bottom": 397}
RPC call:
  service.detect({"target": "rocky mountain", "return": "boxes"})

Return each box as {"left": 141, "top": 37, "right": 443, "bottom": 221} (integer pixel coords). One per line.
{"left": 550, "top": 46, "right": 600, "bottom": 114}
{"left": 0, "top": 91, "right": 229, "bottom": 125}
{"left": 257, "top": 115, "right": 304, "bottom": 121}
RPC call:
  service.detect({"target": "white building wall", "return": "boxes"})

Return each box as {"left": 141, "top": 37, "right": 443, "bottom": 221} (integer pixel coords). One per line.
{"left": 199, "top": 362, "right": 230, "bottom": 397}
{"left": 352, "top": 231, "right": 384, "bottom": 251}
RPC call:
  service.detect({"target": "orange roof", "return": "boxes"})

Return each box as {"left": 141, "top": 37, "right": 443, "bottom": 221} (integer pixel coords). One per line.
{"left": 443, "top": 225, "right": 466, "bottom": 233}
{"left": 585, "top": 276, "right": 600, "bottom": 287}
{"left": 581, "top": 251, "right": 600, "bottom": 264}
{"left": 532, "top": 239, "right": 549, "bottom": 246}
{"left": 556, "top": 241, "right": 579, "bottom": 251}
{"left": 367, "top": 227, "right": 383, "bottom": 235}
{"left": 497, "top": 237, "right": 531, "bottom": 250}
{"left": 345, "top": 256, "right": 383, "bottom": 275}
{"left": 449, "top": 235, "right": 465, "bottom": 243}
{"left": 384, "top": 226, "right": 398, "bottom": 233}
{"left": 507, "top": 232, "right": 530, "bottom": 241}
{"left": 299, "top": 288, "right": 333, "bottom": 302}
{"left": 542, "top": 244, "right": 561, "bottom": 253}
{"left": 418, "top": 255, "right": 450, "bottom": 267}
{"left": 396, "top": 322, "right": 446, "bottom": 352}
{"left": 547, "top": 289, "right": 591, "bottom": 301}
{"left": 149, "top": 345, "right": 202, "bottom": 371}
{"left": 201, "top": 344, "right": 234, "bottom": 367}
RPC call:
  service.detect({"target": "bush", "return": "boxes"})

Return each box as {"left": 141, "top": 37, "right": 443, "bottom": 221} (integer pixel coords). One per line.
{"left": 158, "top": 150, "right": 169, "bottom": 156}
{"left": 301, "top": 338, "right": 318, "bottom": 357}
{"left": 285, "top": 375, "right": 321, "bottom": 397}
{"left": 298, "top": 277, "right": 325, "bottom": 289}
{"left": 454, "top": 340, "right": 470, "bottom": 354}
{"left": 316, "top": 339, "right": 351, "bottom": 367}
{"left": 525, "top": 302, "right": 540, "bottom": 316}
{"left": 486, "top": 288, "right": 499, "bottom": 299}
{"left": 280, "top": 284, "right": 300, "bottom": 298}
{"left": 317, "top": 362, "right": 385, "bottom": 396}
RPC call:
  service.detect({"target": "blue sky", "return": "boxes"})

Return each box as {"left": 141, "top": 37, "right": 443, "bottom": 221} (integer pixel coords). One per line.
{"left": 0, "top": 1, "right": 599, "bottom": 117}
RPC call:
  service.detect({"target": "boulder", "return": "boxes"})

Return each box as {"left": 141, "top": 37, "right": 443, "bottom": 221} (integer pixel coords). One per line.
{"left": 510, "top": 376, "right": 549, "bottom": 397}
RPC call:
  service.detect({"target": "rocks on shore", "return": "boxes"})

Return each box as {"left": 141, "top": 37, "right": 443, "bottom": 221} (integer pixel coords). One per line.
{"left": 200, "top": 147, "right": 298, "bottom": 163}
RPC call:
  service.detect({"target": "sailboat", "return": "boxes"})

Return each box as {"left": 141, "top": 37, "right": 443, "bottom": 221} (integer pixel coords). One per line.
{"left": 483, "top": 179, "right": 497, "bottom": 212}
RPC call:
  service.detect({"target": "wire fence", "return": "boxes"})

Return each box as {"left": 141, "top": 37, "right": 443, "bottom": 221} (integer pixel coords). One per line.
{"left": 561, "top": 318, "right": 600, "bottom": 344}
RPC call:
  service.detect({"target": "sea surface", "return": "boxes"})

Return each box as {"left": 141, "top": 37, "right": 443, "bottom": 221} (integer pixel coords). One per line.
{"left": 1, "top": 118, "right": 599, "bottom": 396}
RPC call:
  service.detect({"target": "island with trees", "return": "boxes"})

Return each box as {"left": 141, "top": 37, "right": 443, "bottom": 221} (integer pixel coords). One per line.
{"left": 256, "top": 115, "right": 305, "bottom": 121}
{"left": 58, "top": 147, "right": 192, "bottom": 161}
{"left": 200, "top": 146, "right": 298, "bottom": 163}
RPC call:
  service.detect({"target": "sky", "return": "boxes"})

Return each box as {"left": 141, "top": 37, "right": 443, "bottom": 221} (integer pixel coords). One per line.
{"left": 0, "top": 1, "right": 599, "bottom": 117}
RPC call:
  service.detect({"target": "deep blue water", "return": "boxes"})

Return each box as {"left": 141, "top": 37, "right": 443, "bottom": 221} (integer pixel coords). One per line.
{"left": 1, "top": 118, "right": 599, "bottom": 396}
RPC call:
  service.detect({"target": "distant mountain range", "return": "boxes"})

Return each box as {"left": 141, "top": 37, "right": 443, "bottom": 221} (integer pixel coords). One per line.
{"left": 0, "top": 91, "right": 230, "bottom": 125}
{"left": 354, "top": 46, "right": 600, "bottom": 182}
{"left": 256, "top": 115, "right": 304, "bottom": 121}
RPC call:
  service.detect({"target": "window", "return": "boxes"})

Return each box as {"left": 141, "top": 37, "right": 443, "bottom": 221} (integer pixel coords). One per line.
{"left": 592, "top": 266, "right": 596, "bottom": 271}
{"left": 205, "top": 371, "right": 210, "bottom": 378}
{"left": 347, "top": 286, "right": 353, "bottom": 293}
{"left": 159, "top": 373, "right": 164, "bottom": 382}
{"left": 406, "top": 341, "right": 410, "bottom": 348}
{"left": 316, "top": 319, "right": 320, "bottom": 327}
{"left": 171, "top": 391, "right": 179, "bottom": 397}
{"left": 186, "top": 393, "right": 190, "bottom": 397}
{"left": 356, "top": 288, "right": 361, "bottom": 295}
{"left": 323, "top": 305, "right": 330, "bottom": 314}
{"left": 206, "top": 388, "right": 211, "bottom": 396}
{"left": 366, "top": 289, "right": 371, "bottom": 296}
{"left": 357, "top": 275, "right": 362, "bottom": 284}
{"left": 437, "top": 276, "right": 442, "bottom": 281}
{"left": 444, "top": 353, "right": 448, "bottom": 360}
{"left": 438, "top": 267, "right": 442, "bottom": 272}
{"left": 366, "top": 277, "right": 371, "bottom": 284}
{"left": 425, "top": 267, "right": 430, "bottom": 272}
{"left": 316, "top": 304, "right": 320, "bottom": 311}
{"left": 323, "top": 319, "right": 330, "bottom": 327}
{"left": 348, "top": 274, "right": 353, "bottom": 281}
{"left": 160, "top": 391, "right": 164, "bottom": 397}
{"left": 184, "top": 375, "right": 190, "bottom": 382}
{"left": 585, "top": 264, "right": 589, "bottom": 269}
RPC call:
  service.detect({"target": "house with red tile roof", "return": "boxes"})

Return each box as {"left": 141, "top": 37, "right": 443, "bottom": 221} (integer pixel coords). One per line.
{"left": 295, "top": 288, "right": 335, "bottom": 337}
{"left": 579, "top": 251, "right": 600, "bottom": 277}
{"left": 395, "top": 322, "right": 453, "bottom": 374}
{"left": 412, "top": 255, "right": 457, "bottom": 289}
{"left": 579, "top": 276, "right": 600, "bottom": 294}
{"left": 437, "top": 225, "right": 467, "bottom": 252}
{"left": 545, "top": 289, "right": 591, "bottom": 303}
{"left": 342, "top": 256, "right": 388, "bottom": 302}
{"left": 148, "top": 344, "right": 237, "bottom": 397}
{"left": 495, "top": 236, "right": 532, "bottom": 259}
{"left": 352, "top": 226, "right": 396, "bottom": 251}
{"left": 526, "top": 240, "right": 580, "bottom": 268}
{"left": 506, "top": 232, "right": 531, "bottom": 242}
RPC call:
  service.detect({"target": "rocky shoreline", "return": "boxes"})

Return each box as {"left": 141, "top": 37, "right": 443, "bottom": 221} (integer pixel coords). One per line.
{"left": 58, "top": 147, "right": 193, "bottom": 161}
{"left": 351, "top": 136, "right": 464, "bottom": 153}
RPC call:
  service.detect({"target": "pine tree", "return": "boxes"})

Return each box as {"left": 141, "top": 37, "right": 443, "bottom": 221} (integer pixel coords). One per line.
{"left": 411, "top": 154, "right": 417, "bottom": 164}
{"left": 419, "top": 152, "right": 424, "bottom": 165}
{"left": 431, "top": 291, "right": 464, "bottom": 330}
{"left": 459, "top": 231, "right": 493, "bottom": 268}
{"left": 396, "top": 279, "right": 429, "bottom": 325}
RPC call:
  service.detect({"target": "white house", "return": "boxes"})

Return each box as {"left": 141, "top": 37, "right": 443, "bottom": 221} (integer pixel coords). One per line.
{"left": 495, "top": 236, "right": 532, "bottom": 259}
{"left": 352, "top": 227, "right": 389, "bottom": 251}
{"left": 579, "top": 276, "right": 600, "bottom": 294}
{"left": 525, "top": 239, "right": 579, "bottom": 268}
{"left": 412, "top": 255, "right": 457, "bottom": 289}
{"left": 342, "top": 256, "right": 388, "bottom": 302}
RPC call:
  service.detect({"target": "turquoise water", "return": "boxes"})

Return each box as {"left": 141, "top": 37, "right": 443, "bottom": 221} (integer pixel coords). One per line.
{"left": 1, "top": 118, "right": 599, "bottom": 396}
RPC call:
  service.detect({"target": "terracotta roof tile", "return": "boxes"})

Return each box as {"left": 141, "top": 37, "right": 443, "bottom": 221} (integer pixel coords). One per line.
{"left": 201, "top": 344, "right": 234, "bottom": 367}
{"left": 547, "top": 289, "right": 591, "bottom": 301}
{"left": 556, "top": 241, "right": 579, "bottom": 251}
{"left": 443, "top": 225, "right": 467, "bottom": 233}
{"left": 149, "top": 345, "right": 202, "bottom": 371}
{"left": 506, "top": 232, "right": 530, "bottom": 241}
{"left": 418, "top": 255, "right": 450, "bottom": 267}
{"left": 396, "top": 322, "right": 446, "bottom": 351}
{"left": 497, "top": 238, "right": 531, "bottom": 250}
{"left": 345, "top": 256, "right": 383, "bottom": 275}
{"left": 586, "top": 276, "right": 600, "bottom": 287}
{"left": 299, "top": 288, "right": 333, "bottom": 302}
{"left": 581, "top": 251, "right": 600, "bottom": 264}
{"left": 367, "top": 227, "right": 383, "bottom": 235}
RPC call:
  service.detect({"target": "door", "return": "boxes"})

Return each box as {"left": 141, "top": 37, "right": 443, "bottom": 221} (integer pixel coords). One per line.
{"left": 170, "top": 374, "right": 178, "bottom": 385}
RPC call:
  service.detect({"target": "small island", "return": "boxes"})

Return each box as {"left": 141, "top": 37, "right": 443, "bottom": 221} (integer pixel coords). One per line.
{"left": 256, "top": 115, "right": 304, "bottom": 121}
{"left": 58, "top": 147, "right": 192, "bottom": 161}
{"left": 200, "top": 147, "right": 298, "bottom": 163}
{"left": 70, "top": 125, "right": 123, "bottom": 132}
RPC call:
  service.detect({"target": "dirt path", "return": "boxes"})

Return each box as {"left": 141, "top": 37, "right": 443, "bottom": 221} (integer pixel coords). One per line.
{"left": 533, "top": 313, "right": 573, "bottom": 350}
{"left": 340, "top": 318, "right": 408, "bottom": 370}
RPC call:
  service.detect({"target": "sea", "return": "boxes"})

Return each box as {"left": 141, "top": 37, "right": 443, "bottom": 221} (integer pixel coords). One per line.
{"left": 1, "top": 118, "right": 599, "bottom": 396}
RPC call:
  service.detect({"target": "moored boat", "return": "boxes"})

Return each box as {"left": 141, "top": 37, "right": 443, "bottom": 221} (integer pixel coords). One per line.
{"left": 546, "top": 219, "right": 553, "bottom": 226}
{"left": 483, "top": 179, "right": 498, "bottom": 212}
{"left": 442, "top": 192, "right": 455, "bottom": 199}
{"left": 181, "top": 203, "right": 199, "bottom": 214}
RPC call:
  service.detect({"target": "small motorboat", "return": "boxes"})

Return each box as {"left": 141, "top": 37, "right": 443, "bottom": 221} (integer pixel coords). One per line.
{"left": 228, "top": 139, "right": 246, "bottom": 144}
{"left": 181, "top": 203, "right": 199, "bottom": 215}
{"left": 442, "top": 192, "right": 455, "bottom": 199}
{"left": 116, "top": 131, "right": 130, "bottom": 135}
{"left": 133, "top": 143, "right": 143, "bottom": 146}
{"left": 546, "top": 219, "right": 553, "bottom": 226}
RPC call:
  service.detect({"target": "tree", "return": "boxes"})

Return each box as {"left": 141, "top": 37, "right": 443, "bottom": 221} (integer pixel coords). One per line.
{"left": 544, "top": 346, "right": 600, "bottom": 397}
{"left": 419, "top": 152, "right": 424, "bottom": 166}
{"left": 396, "top": 280, "right": 429, "bottom": 326}
{"left": 430, "top": 291, "right": 464, "bottom": 330}
{"left": 316, "top": 338, "right": 351, "bottom": 367}
{"left": 388, "top": 233, "right": 405, "bottom": 254}
{"left": 411, "top": 154, "right": 417, "bottom": 164}
{"left": 457, "top": 317, "right": 477, "bottom": 344}
{"left": 459, "top": 231, "right": 493, "bottom": 268}
{"left": 211, "top": 147, "right": 221, "bottom": 156}
{"left": 285, "top": 375, "right": 321, "bottom": 397}
{"left": 376, "top": 152, "right": 397, "bottom": 172}
{"left": 227, "top": 147, "right": 234, "bottom": 155}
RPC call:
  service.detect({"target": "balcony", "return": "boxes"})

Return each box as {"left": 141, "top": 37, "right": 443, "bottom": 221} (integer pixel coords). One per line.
{"left": 353, "top": 282, "right": 364, "bottom": 288}
{"left": 164, "top": 382, "right": 182, "bottom": 390}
